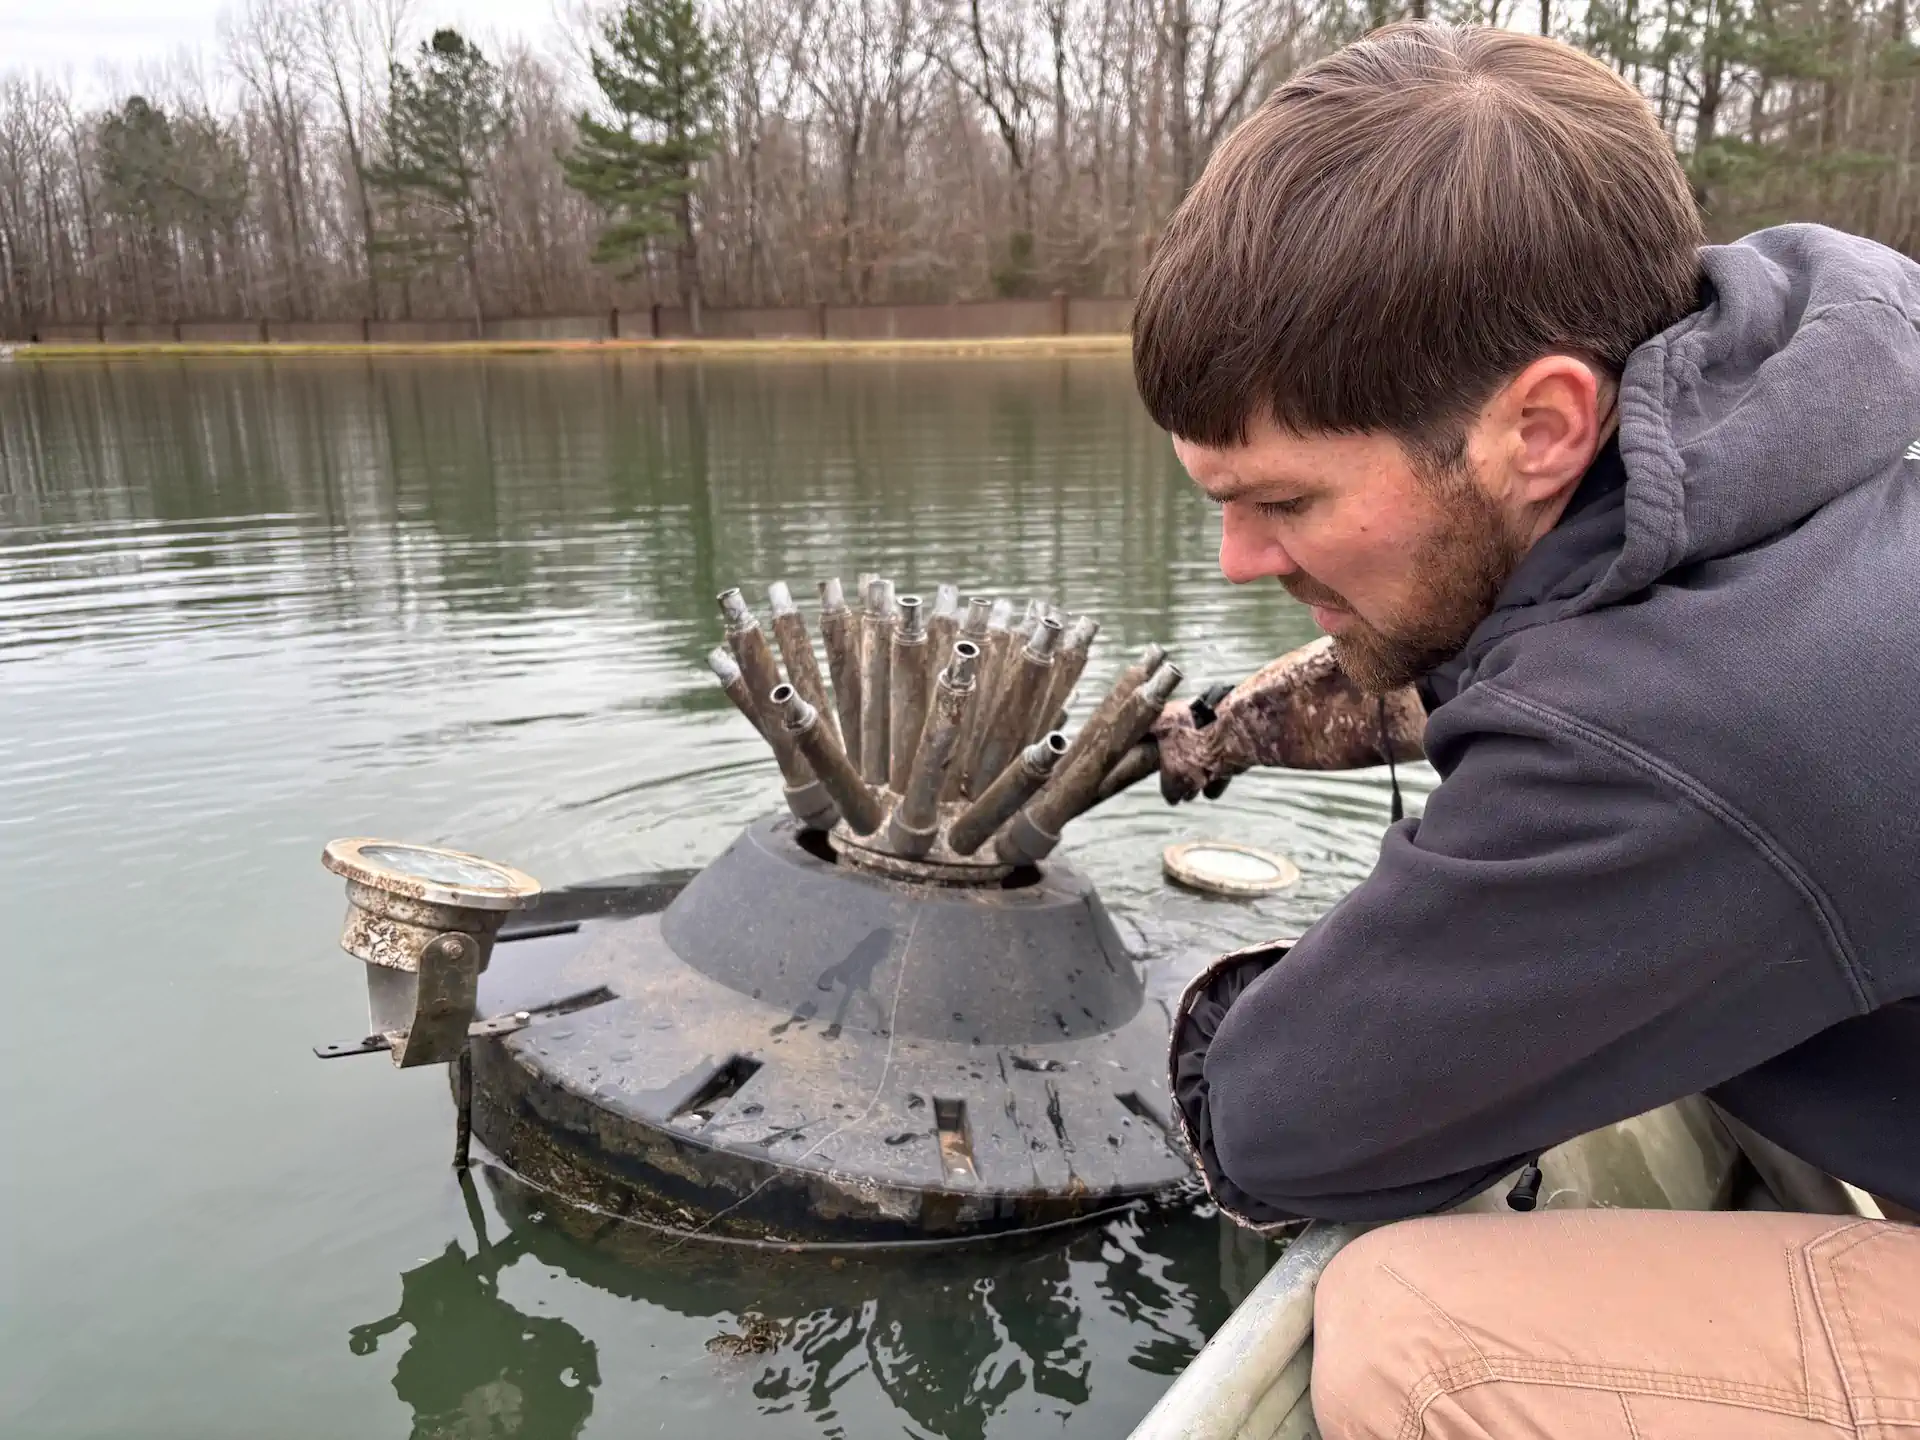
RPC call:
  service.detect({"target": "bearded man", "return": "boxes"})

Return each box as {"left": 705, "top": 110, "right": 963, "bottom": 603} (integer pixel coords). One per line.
{"left": 1133, "top": 21, "right": 1920, "bottom": 1439}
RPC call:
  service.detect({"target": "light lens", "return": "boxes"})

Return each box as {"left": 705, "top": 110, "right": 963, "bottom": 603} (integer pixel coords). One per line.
{"left": 1181, "top": 846, "right": 1285, "bottom": 884}
{"left": 359, "top": 843, "right": 512, "bottom": 889}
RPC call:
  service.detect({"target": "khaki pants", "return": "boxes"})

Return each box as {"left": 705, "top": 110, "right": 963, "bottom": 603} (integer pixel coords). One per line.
{"left": 1313, "top": 1210, "right": 1920, "bottom": 1439}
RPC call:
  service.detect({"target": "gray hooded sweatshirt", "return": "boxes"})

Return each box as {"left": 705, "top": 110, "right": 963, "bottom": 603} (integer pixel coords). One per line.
{"left": 1170, "top": 224, "right": 1920, "bottom": 1224}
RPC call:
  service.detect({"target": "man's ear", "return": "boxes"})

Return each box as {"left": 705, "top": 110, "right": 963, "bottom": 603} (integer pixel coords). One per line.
{"left": 1494, "top": 355, "right": 1609, "bottom": 508}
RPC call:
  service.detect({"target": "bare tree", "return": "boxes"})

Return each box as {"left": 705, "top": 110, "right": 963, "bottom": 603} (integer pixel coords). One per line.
{"left": 302, "top": 0, "right": 412, "bottom": 315}
{"left": 224, "top": 0, "right": 319, "bottom": 315}
{"left": 938, "top": 0, "right": 1041, "bottom": 251}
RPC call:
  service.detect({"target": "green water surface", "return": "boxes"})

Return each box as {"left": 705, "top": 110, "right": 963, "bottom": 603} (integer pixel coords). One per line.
{"left": 0, "top": 355, "right": 1426, "bottom": 1440}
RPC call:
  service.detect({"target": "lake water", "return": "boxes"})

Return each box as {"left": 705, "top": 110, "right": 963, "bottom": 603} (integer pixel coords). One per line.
{"left": 0, "top": 355, "right": 1428, "bottom": 1440}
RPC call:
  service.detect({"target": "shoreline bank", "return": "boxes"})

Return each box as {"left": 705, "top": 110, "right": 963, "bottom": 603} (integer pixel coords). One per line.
{"left": 6, "top": 334, "right": 1133, "bottom": 363}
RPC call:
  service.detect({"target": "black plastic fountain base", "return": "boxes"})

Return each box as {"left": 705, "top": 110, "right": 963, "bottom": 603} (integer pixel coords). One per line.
{"left": 467, "top": 813, "right": 1196, "bottom": 1248}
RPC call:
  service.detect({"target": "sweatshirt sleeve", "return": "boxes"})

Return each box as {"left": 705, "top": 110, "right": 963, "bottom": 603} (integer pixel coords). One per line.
{"left": 1170, "top": 679, "right": 1868, "bottom": 1224}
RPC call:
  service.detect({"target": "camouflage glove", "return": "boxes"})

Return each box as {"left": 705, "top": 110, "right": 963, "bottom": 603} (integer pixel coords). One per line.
{"left": 1150, "top": 637, "right": 1426, "bottom": 804}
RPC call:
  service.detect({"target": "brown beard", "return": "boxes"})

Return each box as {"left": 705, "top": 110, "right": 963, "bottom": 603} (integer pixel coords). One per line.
{"left": 1282, "top": 475, "right": 1525, "bottom": 694}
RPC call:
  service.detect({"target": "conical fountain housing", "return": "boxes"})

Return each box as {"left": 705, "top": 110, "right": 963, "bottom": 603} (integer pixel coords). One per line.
{"left": 466, "top": 814, "right": 1191, "bottom": 1246}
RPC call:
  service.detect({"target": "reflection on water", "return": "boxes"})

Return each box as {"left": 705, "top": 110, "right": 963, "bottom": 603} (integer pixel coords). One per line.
{"left": 347, "top": 1171, "right": 1279, "bottom": 1440}
{"left": 0, "top": 356, "right": 1428, "bottom": 1439}
{"left": 352, "top": 1239, "right": 599, "bottom": 1439}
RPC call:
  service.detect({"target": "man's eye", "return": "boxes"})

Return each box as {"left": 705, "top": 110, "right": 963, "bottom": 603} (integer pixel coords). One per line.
{"left": 1202, "top": 493, "right": 1306, "bottom": 515}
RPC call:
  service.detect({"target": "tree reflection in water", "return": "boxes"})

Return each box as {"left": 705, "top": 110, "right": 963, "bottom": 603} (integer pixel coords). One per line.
{"left": 347, "top": 1167, "right": 1281, "bottom": 1440}
{"left": 349, "top": 1178, "right": 600, "bottom": 1440}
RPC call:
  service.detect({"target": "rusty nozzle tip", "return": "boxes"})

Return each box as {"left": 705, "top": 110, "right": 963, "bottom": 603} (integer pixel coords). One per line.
{"left": 819, "top": 577, "right": 847, "bottom": 612}
{"left": 772, "top": 682, "right": 816, "bottom": 732}
{"left": 897, "top": 595, "right": 925, "bottom": 639}
{"left": 865, "top": 577, "right": 894, "bottom": 615}
{"left": 932, "top": 583, "right": 960, "bottom": 617}
{"left": 767, "top": 581, "right": 797, "bottom": 617}
{"left": 1142, "top": 661, "right": 1183, "bottom": 706}
{"left": 1027, "top": 731, "right": 1069, "bottom": 772}
{"left": 718, "top": 587, "right": 753, "bottom": 629}
{"left": 1024, "top": 615, "right": 1063, "bottom": 660}
{"left": 707, "top": 646, "right": 743, "bottom": 683}
{"left": 945, "top": 639, "right": 980, "bottom": 686}
{"left": 962, "top": 596, "right": 994, "bottom": 632}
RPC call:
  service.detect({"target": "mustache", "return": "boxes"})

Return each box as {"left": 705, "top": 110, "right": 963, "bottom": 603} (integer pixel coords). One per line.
{"left": 1279, "top": 574, "right": 1351, "bottom": 611}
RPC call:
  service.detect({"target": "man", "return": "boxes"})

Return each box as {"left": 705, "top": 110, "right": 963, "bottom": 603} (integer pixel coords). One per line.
{"left": 1132, "top": 21, "right": 1920, "bottom": 1439}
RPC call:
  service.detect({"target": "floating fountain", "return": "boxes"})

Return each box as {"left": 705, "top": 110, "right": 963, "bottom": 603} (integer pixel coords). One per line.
{"left": 318, "top": 569, "right": 1199, "bottom": 1246}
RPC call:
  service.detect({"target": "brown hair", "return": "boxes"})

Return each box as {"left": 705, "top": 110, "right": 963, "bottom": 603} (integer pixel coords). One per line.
{"left": 1132, "top": 22, "right": 1704, "bottom": 461}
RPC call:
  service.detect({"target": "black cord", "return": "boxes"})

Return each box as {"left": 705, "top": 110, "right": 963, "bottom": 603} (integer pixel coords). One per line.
{"left": 1507, "top": 1156, "right": 1545, "bottom": 1211}
{"left": 1377, "top": 695, "right": 1405, "bottom": 823}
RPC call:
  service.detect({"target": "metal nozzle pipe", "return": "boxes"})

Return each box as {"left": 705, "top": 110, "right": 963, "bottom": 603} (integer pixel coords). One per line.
{"left": 777, "top": 683, "right": 883, "bottom": 835}
{"left": 1094, "top": 738, "right": 1160, "bottom": 803}
{"left": 1011, "top": 599, "right": 1052, "bottom": 667}
{"left": 858, "top": 577, "right": 894, "bottom": 786}
{"left": 855, "top": 572, "right": 878, "bottom": 660}
{"left": 976, "top": 595, "right": 1018, "bottom": 698}
{"left": 768, "top": 581, "right": 839, "bottom": 749}
{"left": 718, "top": 588, "right": 785, "bottom": 726}
{"left": 1032, "top": 615, "right": 1100, "bottom": 744}
{"left": 818, "top": 577, "right": 862, "bottom": 764}
{"left": 928, "top": 583, "right": 961, "bottom": 676}
{"left": 783, "top": 781, "right": 840, "bottom": 833}
{"left": 970, "top": 615, "right": 1062, "bottom": 796}
{"left": 719, "top": 587, "right": 821, "bottom": 794}
{"left": 948, "top": 731, "right": 1068, "bottom": 856}
{"left": 886, "top": 640, "right": 981, "bottom": 856}
{"left": 953, "top": 597, "right": 1016, "bottom": 800}
{"left": 1001, "top": 596, "right": 1048, "bottom": 699}
{"left": 888, "top": 595, "right": 931, "bottom": 792}
{"left": 940, "top": 599, "right": 997, "bottom": 802}
{"left": 995, "top": 663, "right": 1183, "bottom": 865}
{"left": 709, "top": 646, "right": 835, "bottom": 830}
{"left": 1054, "top": 641, "right": 1168, "bottom": 780}
{"left": 706, "top": 645, "right": 765, "bottom": 739}
{"left": 994, "top": 597, "right": 1045, "bottom": 698}
{"left": 958, "top": 596, "right": 994, "bottom": 645}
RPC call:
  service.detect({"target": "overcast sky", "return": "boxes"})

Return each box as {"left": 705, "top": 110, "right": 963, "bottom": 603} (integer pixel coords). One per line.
{"left": 6, "top": 2, "right": 566, "bottom": 92}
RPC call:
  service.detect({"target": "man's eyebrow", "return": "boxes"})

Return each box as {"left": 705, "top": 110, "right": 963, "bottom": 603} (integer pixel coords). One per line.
{"left": 1196, "top": 474, "right": 1303, "bottom": 503}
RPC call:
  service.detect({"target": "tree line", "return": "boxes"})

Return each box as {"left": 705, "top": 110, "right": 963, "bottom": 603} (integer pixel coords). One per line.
{"left": 2, "top": 0, "right": 1916, "bottom": 333}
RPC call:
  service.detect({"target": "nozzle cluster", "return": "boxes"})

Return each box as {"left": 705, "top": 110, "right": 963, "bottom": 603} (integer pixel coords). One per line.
{"left": 707, "top": 572, "right": 1179, "bottom": 877}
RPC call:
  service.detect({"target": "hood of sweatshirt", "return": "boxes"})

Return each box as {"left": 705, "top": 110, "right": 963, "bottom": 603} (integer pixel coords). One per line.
{"left": 1434, "top": 222, "right": 1920, "bottom": 697}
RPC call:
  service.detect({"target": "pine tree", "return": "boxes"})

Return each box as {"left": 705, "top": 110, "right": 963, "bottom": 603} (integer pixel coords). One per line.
{"left": 561, "top": 0, "right": 722, "bottom": 329}
{"left": 97, "top": 98, "right": 180, "bottom": 233}
{"left": 97, "top": 97, "right": 248, "bottom": 317}
{"left": 365, "top": 29, "right": 507, "bottom": 328}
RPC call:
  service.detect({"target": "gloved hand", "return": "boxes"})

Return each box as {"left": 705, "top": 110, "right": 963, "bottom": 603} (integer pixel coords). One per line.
{"left": 1150, "top": 698, "right": 1223, "bottom": 804}
{"left": 1150, "top": 636, "right": 1425, "bottom": 803}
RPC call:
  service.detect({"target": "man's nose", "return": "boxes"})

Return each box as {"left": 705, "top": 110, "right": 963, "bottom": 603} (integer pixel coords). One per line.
{"left": 1218, "top": 505, "right": 1295, "bottom": 585}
